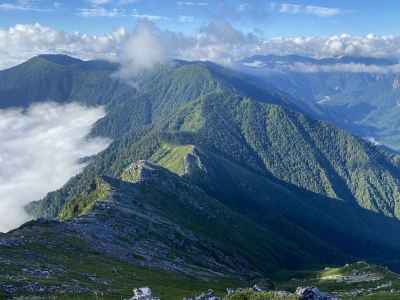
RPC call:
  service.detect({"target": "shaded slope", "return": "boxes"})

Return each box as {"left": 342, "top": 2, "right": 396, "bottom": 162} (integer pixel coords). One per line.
{"left": 181, "top": 92, "right": 400, "bottom": 219}
{"left": 148, "top": 142, "right": 400, "bottom": 262}
{"left": 62, "top": 161, "right": 325, "bottom": 276}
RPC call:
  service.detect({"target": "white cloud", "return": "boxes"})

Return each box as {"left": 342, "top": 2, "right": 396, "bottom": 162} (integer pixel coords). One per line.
{"left": 130, "top": 12, "right": 170, "bottom": 21}
{"left": 116, "top": 20, "right": 167, "bottom": 79}
{"left": 89, "top": 0, "right": 113, "bottom": 5}
{"left": 178, "top": 15, "right": 195, "bottom": 23}
{"left": 119, "top": 0, "right": 141, "bottom": 4}
{"left": 274, "top": 3, "right": 343, "bottom": 17}
{"left": 77, "top": 7, "right": 125, "bottom": 17}
{"left": 181, "top": 21, "right": 259, "bottom": 64}
{"left": 0, "top": 23, "right": 127, "bottom": 69}
{"left": 76, "top": 6, "right": 169, "bottom": 20}
{"left": 177, "top": 1, "right": 208, "bottom": 6}
{"left": 86, "top": 0, "right": 142, "bottom": 6}
{"left": 2, "top": 22, "right": 400, "bottom": 72}
{"left": 0, "top": 1, "right": 52, "bottom": 12}
{"left": 0, "top": 103, "right": 110, "bottom": 233}
{"left": 261, "top": 34, "right": 400, "bottom": 59}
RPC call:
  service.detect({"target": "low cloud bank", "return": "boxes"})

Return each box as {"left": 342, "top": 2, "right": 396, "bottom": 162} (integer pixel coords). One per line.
{"left": 0, "top": 103, "right": 110, "bottom": 233}
{"left": 290, "top": 63, "right": 400, "bottom": 74}
{"left": 266, "top": 62, "right": 400, "bottom": 74}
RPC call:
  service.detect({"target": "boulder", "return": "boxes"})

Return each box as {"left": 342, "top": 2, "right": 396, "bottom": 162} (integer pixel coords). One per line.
{"left": 251, "top": 278, "right": 274, "bottom": 291}
{"left": 296, "top": 287, "right": 340, "bottom": 300}
{"left": 226, "top": 288, "right": 236, "bottom": 295}
{"left": 127, "top": 287, "right": 160, "bottom": 300}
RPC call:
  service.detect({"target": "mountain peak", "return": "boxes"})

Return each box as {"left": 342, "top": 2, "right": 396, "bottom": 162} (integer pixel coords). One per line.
{"left": 34, "top": 54, "right": 83, "bottom": 66}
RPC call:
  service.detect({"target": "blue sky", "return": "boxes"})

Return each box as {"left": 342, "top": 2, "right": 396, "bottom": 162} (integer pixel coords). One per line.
{"left": 0, "top": 0, "right": 399, "bottom": 37}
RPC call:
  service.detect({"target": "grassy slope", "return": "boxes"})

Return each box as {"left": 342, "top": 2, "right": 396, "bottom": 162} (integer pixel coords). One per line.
{"left": 270, "top": 262, "right": 400, "bottom": 299}
{"left": 150, "top": 143, "right": 195, "bottom": 175}
{"left": 0, "top": 222, "right": 239, "bottom": 300}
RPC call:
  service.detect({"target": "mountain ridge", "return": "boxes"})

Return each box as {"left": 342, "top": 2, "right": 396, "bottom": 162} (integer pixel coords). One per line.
{"left": 3, "top": 55, "right": 400, "bottom": 298}
{"left": 238, "top": 54, "right": 400, "bottom": 150}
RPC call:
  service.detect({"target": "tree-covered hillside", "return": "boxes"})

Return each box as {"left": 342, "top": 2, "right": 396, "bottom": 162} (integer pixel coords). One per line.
{"left": 16, "top": 55, "right": 400, "bottom": 223}
{"left": 238, "top": 55, "right": 400, "bottom": 150}
{"left": 2, "top": 54, "right": 400, "bottom": 282}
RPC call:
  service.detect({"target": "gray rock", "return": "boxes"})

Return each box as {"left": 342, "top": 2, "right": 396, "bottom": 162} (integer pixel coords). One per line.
{"left": 251, "top": 278, "right": 274, "bottom": 291}
{"left": 226, "top": 288, "right": 236, "bottom": 295}
{"left": 252, "top": 284, "right": 265, "bottom": 292}
{"left": 296, "top": 287, "right": 340, "bottom": 300}
{"left": 127, "top": 287, "right": 160, "bottom": 300}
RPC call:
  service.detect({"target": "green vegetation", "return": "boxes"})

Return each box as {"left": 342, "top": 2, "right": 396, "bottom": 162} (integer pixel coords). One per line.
{"left": 3, "top": 55, "right": 400, "bottom": 298}
{"left": 58, "top": 178, "right": 111, "bottom": 220}
{"left": 16, "top": 55, "right": 400, "bottom": 271}
{"left": 270, "top": 262, "right": 400, "bottom": 300}
{"left": 0, "top": 222, "right": 239, "bottom": 300}
{"left": 150, "top": 143, "right": 195, "bottom": 175}
{"left": 225, "top": 290, "right": 298, "bottom": 300}
{"left": 244, "top": 55, "right": 400, "bottom": 150}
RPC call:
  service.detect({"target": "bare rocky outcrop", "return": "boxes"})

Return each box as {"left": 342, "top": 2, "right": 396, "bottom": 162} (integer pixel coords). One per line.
{"left": 296, "top": 287, "right": 339, "bottom": 300}
{"left": 127, "top": 287, "right": 160, "bottom": 300}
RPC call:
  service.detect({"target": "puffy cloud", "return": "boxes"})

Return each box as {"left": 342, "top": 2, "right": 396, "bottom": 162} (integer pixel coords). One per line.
{"left": 2, "top": 22, "right": 400, "bottom": 71}
{"left": 0, "top": 23, "right": 127, "bottom": 69}
{"left": 116, "top": 20, "right": 167, "bottom": 79}
{"left": 259, "top": 34, "right": 400, "bottom": 60}
{"left": 180, "top": 21, "right": 260, "bottom": 64}
{"left": 0, "top": 103, "right": 110, "bottom": 233}
{"left": 77, "top": 7, "right": 126, "bottom": 17}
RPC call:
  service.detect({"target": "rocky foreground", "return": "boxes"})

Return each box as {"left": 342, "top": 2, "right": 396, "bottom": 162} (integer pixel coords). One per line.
{"left": 127, "top": 285, "right": 340, "bottom": 300}
{"left": 127, "top": 286, "right": 339, "bottom": 300}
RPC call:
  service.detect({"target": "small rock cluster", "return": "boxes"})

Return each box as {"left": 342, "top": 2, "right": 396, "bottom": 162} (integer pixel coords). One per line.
{"left": 127, "top": 287, "right": 160, "bottom": 300}
{"left": 226, "top": 284, "right": 270, "bottom": 295}
{"left": 185, "top": 289, "right": 220, "bottom": 300}
{"left": 296, "top": 287, "right": 339, "bottom": 300}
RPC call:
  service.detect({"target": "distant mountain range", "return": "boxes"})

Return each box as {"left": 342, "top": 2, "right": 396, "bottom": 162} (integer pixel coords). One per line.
{"left": 238, "top": 55, "right": 400, "bottom": 150}
{"left": 2, "top": 55, "right": 400, "bottom": 298}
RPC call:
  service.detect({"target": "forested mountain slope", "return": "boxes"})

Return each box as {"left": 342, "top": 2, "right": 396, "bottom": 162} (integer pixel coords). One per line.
{"left": 238, "top": 54, "right": 400, "bottom": 150}
{"left": 2, "top": 55, "right": 400, "bottom": 277}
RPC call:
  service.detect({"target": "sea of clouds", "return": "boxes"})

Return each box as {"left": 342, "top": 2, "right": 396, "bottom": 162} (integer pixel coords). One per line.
{"left": 0, "top": 103, "right": 110, "bottom": 232}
